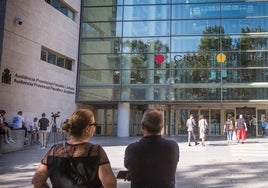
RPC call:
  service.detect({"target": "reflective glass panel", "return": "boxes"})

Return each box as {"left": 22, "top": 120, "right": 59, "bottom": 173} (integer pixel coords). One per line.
{"left": 123, "top": 21, "right": 170, "bottom": 37}
{"left": 123, "top": 5, "right": 170, "bottom": 20}
{"left": 77, "top": 87, "right": 119, "bottom": 101}
{"left": 83, "top": 0, "right": 119, "bottom": 6}
{"left": 120, "top": 86, "right": 171, "bottom": 101}
{"left": 221, "top": 2, "right": 268, "bottom": 18}
{"left": 121, "top": 37, "right": 170, "bottom": 54}
{"left": 172, "top": 36, "right": 208, "bottom": 52}
{"left": 80, "top": 39, "right": 120, "bottom": 54}
{"left": 222, "top": 18, "right": 268, "bottom": 34}
{"left": 172, "top": 20, "right": 220, "bottom": 35}
{"left": 172, "top": 3, "right": 220, "bottom": 19}
{"left": 81, "top": 22, "right": 122, "bottom": 37}
{"left": 79, "top": 70, "right": 119, "bottom": 84}
{"left": 124, "top": 0, "right": 170, "bottom": 5}
{"left": 173, "top": 88, "right": 221, "bottom": 101}
{"left": 80, "top": 54, "right": 121, "bottom": 69}
{"left": 82, "top": 6, "right": 122, "bottom": 22}
{"left": 172, "top": 0, "right": 244, "bottom": 3}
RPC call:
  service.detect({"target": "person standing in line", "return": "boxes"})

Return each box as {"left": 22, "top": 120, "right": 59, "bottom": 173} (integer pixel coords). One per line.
{"left": 32, "top": 109, "right": 117, "bottom": 188}
{"left": 235, "top": 114, "right": 247, "bottom": 144}
{"left": 12, "top": 111, "right": 27, "bottom": 141}
{"left": 186, "top": 114, "right": 198, "bottom": 146}
{"left": 38, "top": 113, "right": 50, "bottom": 149}
{"left": 198, "top": 115, "right": 208, "bottom": 147}
{"left": 28, "top": 117, "right": 39, "bottom": 144}
{"left": 0, "top": 109, "right": 15, "bottom": 144}
{"left": 124, "top": 108, "right": 180, "bottom": 188}
{"left": 224, "top": 115, "right": 234, "bottom": 144}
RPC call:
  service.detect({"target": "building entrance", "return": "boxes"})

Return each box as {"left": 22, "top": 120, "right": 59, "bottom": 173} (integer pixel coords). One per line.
{"left": 236, "top": 107, "right": 256, "bottom": 136}
{"left": 92, "top": 104, "right": 264, "bottom": 137}
{"left": 176, "top": 108, "right": 221, "bottom": 136}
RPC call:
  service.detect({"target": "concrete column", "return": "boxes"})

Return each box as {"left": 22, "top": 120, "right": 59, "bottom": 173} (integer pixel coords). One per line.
{"left": 117, "top": 103, "right": 130, "bottom": 137}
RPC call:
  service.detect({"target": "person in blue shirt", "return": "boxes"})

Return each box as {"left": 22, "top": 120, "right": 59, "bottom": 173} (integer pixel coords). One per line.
{"left": 12, "top": 111, "right": 27, "bottom": 140}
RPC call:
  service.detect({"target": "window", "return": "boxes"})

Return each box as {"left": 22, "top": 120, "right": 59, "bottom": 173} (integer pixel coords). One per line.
{"left": 57, "top": 56, "right": 64, "bottom": 67}
{"left": 65, "top": 59, "right": 72, "bottom": 71}
{"left": 40, "top": 47, "right": 73, "bottom": 71}
{"left": 48, "top": 52, "right": 56, "bottom": 65}
{"left": 45, "top": 0, "right": 75, "bottom": 20}
{"left": 40, "top": 49, "right": 47, "bottom": 61}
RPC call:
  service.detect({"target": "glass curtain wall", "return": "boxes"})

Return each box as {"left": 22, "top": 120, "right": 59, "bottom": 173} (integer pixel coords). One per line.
{"left": 77, "top": 0, "right": 268, "bottom": 103}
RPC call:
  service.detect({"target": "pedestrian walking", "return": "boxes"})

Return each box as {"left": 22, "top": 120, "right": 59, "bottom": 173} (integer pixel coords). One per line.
{"left": 186, "top": 114, "right": 198, "bottom": 146}
{"left": 224, "top": 115, "right": 234, "bottom": 144}
{"left": 235, "top": 114, "right": 247, "bottom": 144}
{"left": 199, "top": 115, "right": 208, "bottom": 146}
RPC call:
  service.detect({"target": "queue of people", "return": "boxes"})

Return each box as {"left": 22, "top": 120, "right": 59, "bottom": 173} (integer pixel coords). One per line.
{"left": 0, "top": 110, "right": 54, "bottom": 149}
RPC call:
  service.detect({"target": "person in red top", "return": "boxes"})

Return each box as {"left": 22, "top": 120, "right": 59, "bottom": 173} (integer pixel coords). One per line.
{"left": 235, "top": 114, "right": 247, "bottom": 144}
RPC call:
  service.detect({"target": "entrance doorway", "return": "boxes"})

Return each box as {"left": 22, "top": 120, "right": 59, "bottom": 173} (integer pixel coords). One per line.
{"left": 236, "top": 107, "right": 256, "bottom": 136}
{"left": 177, "top": 108, "right": 221, "bottom": 136}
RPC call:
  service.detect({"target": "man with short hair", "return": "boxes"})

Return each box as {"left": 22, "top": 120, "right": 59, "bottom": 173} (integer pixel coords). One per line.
{"left": 186, "top": 114, "right": 198, "bottom": 146}
{"left": 12, "top": 111, "right": 27, "bottom": 139}
{"left": 124, "top": 108, "right": 180, "bottom": 188}
{"left": 38, "top": 113, "right": 50, "bottom": 149}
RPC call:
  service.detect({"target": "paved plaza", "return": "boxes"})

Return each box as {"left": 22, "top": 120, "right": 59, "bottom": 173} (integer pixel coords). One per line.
{"left": 0, "top": 135, "right": 268, "bottom": 188}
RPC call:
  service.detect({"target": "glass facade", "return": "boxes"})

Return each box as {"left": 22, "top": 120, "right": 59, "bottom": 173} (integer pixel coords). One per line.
{"left": 78, "top": 0, "right": 268, "bottom": 104}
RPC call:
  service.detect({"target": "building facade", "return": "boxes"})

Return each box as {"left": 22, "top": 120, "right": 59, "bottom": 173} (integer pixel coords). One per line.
{"left": 77, "top": 0, "right": 268, "bottom": 136}
{"left": 0, "top": 0, "right": 82, "bottom": 127}
{"left": 1, "top": 0, "right": 268, "bottom": 137}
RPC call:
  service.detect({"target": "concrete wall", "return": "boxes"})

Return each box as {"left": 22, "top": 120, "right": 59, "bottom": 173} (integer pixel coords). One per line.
{"left": 0, "top": 129, "right": 24, "bottom": 154}
{"left": 0, "top": 0, "right": 81, "bottom": 126}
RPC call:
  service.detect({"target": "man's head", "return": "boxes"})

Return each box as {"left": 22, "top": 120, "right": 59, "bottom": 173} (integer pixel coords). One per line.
{"left": 18, "top": 111, "right": 23, "bottom": 115}
{"left": 42, "top": 113, "right": 46, "bottom": 117}
{"left": 239, "top": 114, "right": 243, "bottom": 118}
{"left": 141, "top": 108, "right": 163, "bottom": 135}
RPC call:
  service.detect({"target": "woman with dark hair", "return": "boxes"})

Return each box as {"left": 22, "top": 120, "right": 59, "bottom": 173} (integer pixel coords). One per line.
{"left": 224, "top": 115, "right": 234, "bottom": 144}
{"left": 32, "top": 109, "right": 116, "bottom": 188}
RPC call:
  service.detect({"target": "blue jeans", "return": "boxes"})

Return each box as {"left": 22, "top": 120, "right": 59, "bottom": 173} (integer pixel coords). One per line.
{"left": 226, "top": 130, "right": 233, "bottom": 141}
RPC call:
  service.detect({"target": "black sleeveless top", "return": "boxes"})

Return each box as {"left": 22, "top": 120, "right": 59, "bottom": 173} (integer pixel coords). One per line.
{"left": 41, "top": 142, "right": 110, "bottom": 188}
